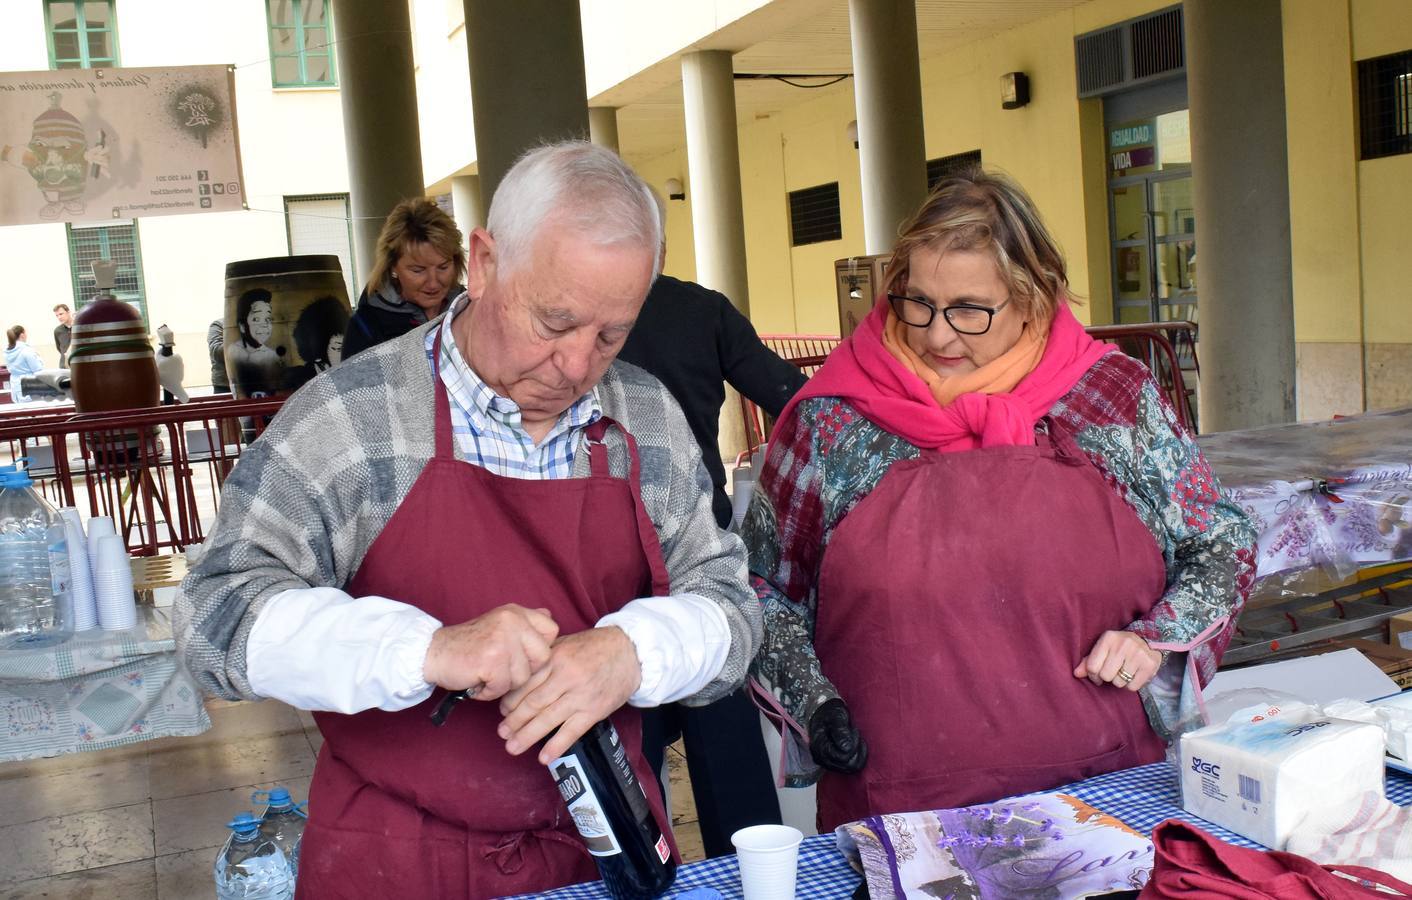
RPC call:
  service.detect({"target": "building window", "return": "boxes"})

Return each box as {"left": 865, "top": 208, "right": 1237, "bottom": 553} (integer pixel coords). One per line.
{"left": 45, "top": 0, "right": 119, "bottom": 69}
{"left": 266, "top": 0, "right": 336, "bottom": 87}
{"left": 1358, "top": 49, "right": 1412, "bottom": 160}
{"left": 285, "top": 194, "right": 356, "bottom": 299}
{"left": 66, "top": 222, "right": 148, "bottom": 327}
{"left": 788, "top": 182, "right": 842, "bottom": 247}
{"left": 926, "top": 150, "right": 983, "bottom": 190}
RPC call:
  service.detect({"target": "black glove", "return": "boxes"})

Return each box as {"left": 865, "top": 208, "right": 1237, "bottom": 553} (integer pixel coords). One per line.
{"left": 808, "top": 698, "right": 868, "bottom": 773}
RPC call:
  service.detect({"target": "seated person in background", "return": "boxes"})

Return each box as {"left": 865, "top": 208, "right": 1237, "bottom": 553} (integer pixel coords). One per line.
{"left": 741, "top": 169, "right": 1257, "bottom": 832}
{"left": 5, "top": 325, "right": 46, "bottom": 403}
{"left": 617, "top": 212, "right": 805, "bottom": 857}
{"left": 342, "top": 198, "right": 466, "bottom": 359}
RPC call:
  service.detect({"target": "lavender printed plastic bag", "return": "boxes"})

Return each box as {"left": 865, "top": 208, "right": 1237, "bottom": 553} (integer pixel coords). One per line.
{"left": 835, "top": 792, "right": 1152, "bottom": 899}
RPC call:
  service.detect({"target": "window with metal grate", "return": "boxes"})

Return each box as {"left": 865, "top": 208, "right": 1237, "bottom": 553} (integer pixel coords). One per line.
{"left": 926, "top": 150, "right": 983, "bottom": 190}
{"left": 788, "top": 182, "right": 842, "bottom": 246}
{"left": 1358, "top": 50, "right": 1412, "bottom": 160}
{"left": 66, "top": 221, "right": 148, "bottom": 328}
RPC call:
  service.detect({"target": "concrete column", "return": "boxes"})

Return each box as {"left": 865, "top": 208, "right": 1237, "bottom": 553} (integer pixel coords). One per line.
{"left": 450, "top": 175, "right": 485, "bottom": 242}
{"left": 1185, "top": 0, "right": 1296, "bottom": 431}
{"left": 332, "top": 0, "right": 425, "bottom": 287}
{"left": 848, "top": 0, "right": 928, "bottom": 254}
{"left": 681, "top": 50, "right": 750, "bottom": 315}
{"left": 464, "top": 0, "right": 590, "bottom": 204}
{"left": 588, "top": 107, "right": 620, "bottom": 153}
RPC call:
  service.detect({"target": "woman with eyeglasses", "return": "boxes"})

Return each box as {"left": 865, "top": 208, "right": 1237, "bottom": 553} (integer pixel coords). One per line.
{"left": 740, "top": 169, "right": 1255, "bottom": 831}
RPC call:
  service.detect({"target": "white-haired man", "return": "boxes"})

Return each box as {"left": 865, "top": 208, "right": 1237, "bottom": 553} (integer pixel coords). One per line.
{"left": 177, "top": 142, "right": 761, "bottom": 897}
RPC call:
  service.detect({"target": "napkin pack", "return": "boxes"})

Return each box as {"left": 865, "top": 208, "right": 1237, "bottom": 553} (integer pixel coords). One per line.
{"left": 1178, "top": 703, "right": 1384, "bottom": 849}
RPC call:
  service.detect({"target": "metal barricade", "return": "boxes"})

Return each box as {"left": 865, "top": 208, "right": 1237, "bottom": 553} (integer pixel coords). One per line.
{"left": 1086, "top": 322, "right": 1200, "bottom": 432}
{"left": 0, "top": 395, "right": 285, "bottom": 556}
{"left": 741, "top": 335, "right": 842, "bottom": 457}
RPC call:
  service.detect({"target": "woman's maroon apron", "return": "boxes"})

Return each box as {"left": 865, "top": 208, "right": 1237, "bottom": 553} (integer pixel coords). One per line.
{"left": 812, "top": 419, "right": 1170, "bottom": 832}
{"left": 296, "top": 336, "right": 677, "bottom": 898}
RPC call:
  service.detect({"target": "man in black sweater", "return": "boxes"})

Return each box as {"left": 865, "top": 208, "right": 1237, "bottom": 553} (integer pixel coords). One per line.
{"left": 618, "top": 271, "right": 806, "bottom": 857}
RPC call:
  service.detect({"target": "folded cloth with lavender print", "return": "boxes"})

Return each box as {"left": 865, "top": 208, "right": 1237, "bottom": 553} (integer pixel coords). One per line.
{"left": 835, "top": 792, "right": 1153, "bottom": 899}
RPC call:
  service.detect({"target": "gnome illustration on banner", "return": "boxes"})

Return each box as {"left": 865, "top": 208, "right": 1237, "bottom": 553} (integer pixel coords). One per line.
{"left": 0, "top": 92, "right": 111, "bottom": 220}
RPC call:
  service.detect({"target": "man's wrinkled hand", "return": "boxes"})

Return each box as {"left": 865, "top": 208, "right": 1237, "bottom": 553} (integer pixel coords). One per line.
{"left": 497, "top": 627, "right": 643, "bottom": 764}
{"left": 422, "top": 604, "right": 558, "bottom": 701}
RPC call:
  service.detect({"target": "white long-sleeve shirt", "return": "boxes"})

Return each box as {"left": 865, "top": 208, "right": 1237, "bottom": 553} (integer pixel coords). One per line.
{"left": 247, "top": 587, "right": 731, "bottom": 713}
{"left": 244, "top": 304, "right": 733, "bottom": 713}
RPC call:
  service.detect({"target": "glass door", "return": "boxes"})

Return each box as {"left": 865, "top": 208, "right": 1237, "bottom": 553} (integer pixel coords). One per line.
{"left": 1107, "top": 109, "right": 1195, "bottom": 324}
{"left": 1111, "top": 174, "right": 1196, "bottom": 323}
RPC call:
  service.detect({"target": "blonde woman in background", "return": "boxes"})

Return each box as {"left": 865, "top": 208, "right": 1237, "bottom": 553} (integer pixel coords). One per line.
{"left": 343, "top": 198, "right": 467, "bottom": 359}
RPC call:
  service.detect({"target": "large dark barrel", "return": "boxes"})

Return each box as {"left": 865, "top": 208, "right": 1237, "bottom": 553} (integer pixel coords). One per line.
{"left": 223, "top": 255, "right": 352, "bottom": 399}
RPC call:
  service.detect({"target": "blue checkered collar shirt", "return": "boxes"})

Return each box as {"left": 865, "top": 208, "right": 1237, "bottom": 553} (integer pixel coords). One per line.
{"left": 424, "top": 295, "right": 602, "bottom": 480}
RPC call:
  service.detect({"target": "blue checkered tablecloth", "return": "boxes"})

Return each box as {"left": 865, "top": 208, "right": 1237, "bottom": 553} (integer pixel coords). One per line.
{"left": 517, "top": 763, "right": 1412, "bottom": 899}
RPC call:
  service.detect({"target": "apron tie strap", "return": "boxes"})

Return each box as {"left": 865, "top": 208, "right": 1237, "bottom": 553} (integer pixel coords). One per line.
{"left": 482, "top": 827, "right": 590, "bottom": 875}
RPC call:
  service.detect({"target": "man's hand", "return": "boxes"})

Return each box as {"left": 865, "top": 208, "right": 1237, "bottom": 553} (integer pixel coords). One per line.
{"left": 497, "top": 627, "right": 643, "bottom": 764}
{"left": 1073, "top": 630, "right": 1162, "bottom": 692}
{"left": 422, "top": 604, "right": 558, "bottom": 701}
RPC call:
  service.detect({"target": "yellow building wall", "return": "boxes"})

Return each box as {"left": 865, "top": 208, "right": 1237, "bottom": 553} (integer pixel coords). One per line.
{"left": 1351, "top": 0, "right": 1412, "bottom": 346}
{"left": 916, "top": 6, "right": 1124, "bottom": 325}
{"left": 1282, "top": 0, "right": 1364, "bottom": 346}
{"left": 1358, "top": 154, "right": 1412, "bottom": 345}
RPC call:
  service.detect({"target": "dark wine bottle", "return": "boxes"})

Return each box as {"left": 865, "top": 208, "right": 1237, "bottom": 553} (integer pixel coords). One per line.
{"left": 549, "top": 719, "right": 677, "bottom": 899}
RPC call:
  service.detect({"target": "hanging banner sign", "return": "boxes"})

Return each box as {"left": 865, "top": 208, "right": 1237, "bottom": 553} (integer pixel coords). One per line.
{"left": 0, "top": 64, "right": 245, "bottom": 227}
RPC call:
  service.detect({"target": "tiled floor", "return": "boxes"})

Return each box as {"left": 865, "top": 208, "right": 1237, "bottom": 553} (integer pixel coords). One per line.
{"left": 0, "top": 699, "right": 706, "bottom": 898}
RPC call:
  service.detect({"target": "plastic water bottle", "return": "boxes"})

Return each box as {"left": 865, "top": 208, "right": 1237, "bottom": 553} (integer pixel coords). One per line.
{"left": 214, "top": 813, "right": 294, "bottom": 900}
{"left": 0, "top": 470, "right": 72, "bottom": 649}
{"left": 253, "top": 787, "right": 307, "bottom": 880}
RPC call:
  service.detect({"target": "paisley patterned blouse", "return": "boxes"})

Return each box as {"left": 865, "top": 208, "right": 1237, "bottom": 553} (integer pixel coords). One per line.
{"left": 742, "top": 351, "right": 1258, "bottom": 782}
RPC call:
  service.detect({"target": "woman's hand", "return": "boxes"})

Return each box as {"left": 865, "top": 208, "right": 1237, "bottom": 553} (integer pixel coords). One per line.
{"left": 1073, "top": 631, "right": 1162, "bottom": 692}
{"left": 808, "top": 698, "right": 869, "bottom": 773}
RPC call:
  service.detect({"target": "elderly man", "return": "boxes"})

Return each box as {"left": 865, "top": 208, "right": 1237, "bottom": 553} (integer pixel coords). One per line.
{"left": 177, "top": 142, "right": 760, "bottom": 898}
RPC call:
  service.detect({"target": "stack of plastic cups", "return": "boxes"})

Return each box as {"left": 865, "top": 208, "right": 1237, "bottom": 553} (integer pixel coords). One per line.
{"left": 92, "top": 534, "right": 138, "bottom": 630}
{"left": 58, "top": 509, "right": 98, "bottom": 632}
{"left": 86, "top": 516, "right": 116, "bottom": 568}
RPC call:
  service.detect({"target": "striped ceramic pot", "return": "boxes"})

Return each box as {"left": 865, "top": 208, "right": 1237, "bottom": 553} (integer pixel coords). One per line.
{"left": 68, "top": 295, "right": 160, "bottom": 414}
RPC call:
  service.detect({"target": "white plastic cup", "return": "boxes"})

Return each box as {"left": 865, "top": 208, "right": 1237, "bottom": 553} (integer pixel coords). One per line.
{"left": 92, "top": 534, "right": 137, "bottom": 630}
{"left": 58, "top": 507, "right": 85, "bottom": 537}
{"left": 732, "top": 824, "right": 803, "bottom": 900}
{"left": 86, "top": 516, "right": 116, "bottom": 570}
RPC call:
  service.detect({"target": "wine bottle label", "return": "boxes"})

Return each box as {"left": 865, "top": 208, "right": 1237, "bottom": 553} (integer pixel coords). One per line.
{"left": 550, "top": 752, "right": 622, "bottom": 858}
{"left": 598, "top": 722, "right": 654, "bottom": 825}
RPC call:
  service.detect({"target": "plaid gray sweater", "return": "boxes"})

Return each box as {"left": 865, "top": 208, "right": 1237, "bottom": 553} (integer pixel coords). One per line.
{"left": 176, "top": 321, "right": 761, "bottom": 707}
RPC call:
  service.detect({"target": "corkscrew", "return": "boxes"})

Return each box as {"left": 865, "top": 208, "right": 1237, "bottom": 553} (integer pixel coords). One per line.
{"left": 429, "top": 683, "right": 483, "bottom": 726}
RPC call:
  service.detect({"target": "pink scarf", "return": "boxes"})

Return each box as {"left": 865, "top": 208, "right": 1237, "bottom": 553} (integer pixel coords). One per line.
{"left": 780, "top": 298, "right": 1111, "bottom": 452}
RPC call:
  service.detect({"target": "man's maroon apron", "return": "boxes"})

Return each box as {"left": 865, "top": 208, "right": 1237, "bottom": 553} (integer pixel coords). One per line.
{"left": 812, "top": 419, "right": 1170, "bottom": 832}
{"left": 296, "top": 337, "right": 677, "bottom": 898}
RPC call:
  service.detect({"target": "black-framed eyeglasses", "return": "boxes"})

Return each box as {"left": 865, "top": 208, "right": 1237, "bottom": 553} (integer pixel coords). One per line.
{"left": 887, "top": 293, "right": 1013, "bottom": 335}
